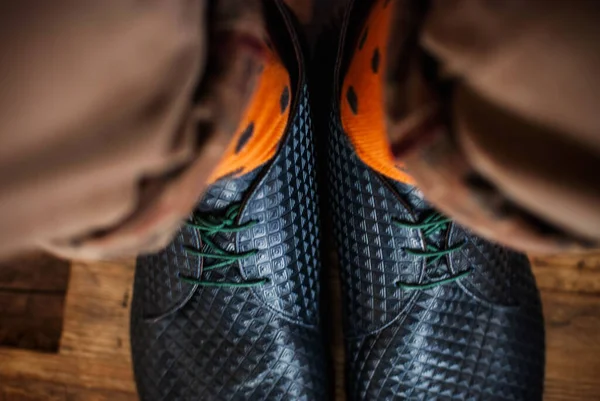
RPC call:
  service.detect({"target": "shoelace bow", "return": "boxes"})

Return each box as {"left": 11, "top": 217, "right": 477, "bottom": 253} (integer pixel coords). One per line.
{"left": 392, "top": 212, "right": 470, "bottom": 291}
{"left": 178, "top": 204, "right": 268, "bottom": 288}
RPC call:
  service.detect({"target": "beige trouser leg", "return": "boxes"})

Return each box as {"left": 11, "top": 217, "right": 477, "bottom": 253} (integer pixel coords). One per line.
{"left": 0, "top": 0, "right": 264, "bottom": 260}
{"left": 385, "top": 0, "right": 600, "bottom": 253}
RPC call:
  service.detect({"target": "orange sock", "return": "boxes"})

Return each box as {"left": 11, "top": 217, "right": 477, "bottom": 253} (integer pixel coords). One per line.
{"left": 341, "top": 0, "right": 414, "bottom": 185}
{"left": 209, "top": 36, "right": 292, "bottom": 183}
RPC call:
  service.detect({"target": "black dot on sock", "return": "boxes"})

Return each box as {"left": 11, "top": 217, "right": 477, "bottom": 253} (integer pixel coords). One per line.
{"left": 346, "top": 86, "right": 359, "bottom": 115}
{"left": 235, "top": 122, "right": 255, "bottom": 153}
{"left": 358, "top": 28, "right": 369, "bottom": 50}
{"left": 280, "top": 86, "right": 290, "bottom": 114}
{"left": 371, "top": 48, "right": 380, "bottom": 73}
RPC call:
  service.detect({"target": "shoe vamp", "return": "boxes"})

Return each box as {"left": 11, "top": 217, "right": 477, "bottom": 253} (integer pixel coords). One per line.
{"left": 131, "top": 288, "right": 327, "bottom": 401}
{"left": 346, "top": 286, "right": 545, "bottom": 401}
{"left": 448, "top": 224, "right": 543, "bottom": 307}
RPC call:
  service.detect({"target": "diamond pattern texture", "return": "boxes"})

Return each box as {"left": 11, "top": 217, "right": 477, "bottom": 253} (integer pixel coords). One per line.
{"left": 237, "top": 94, "right": 320, "bottom": 325}
{"left": 328, "top": 115, "right": 546, "bottom": 400}
{"left": 131, "top": 74, "right": 327, "bottom": 401}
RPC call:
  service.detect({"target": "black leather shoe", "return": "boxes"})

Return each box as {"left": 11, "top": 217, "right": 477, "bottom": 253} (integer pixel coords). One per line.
{"left": 130, "top": 3, "right": 328, "bottom": 400}
{"left": 323, "top": 0, "right": 546, "bottom": 399}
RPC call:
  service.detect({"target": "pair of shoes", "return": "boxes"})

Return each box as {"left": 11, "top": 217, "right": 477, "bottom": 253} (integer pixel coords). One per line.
{"left": 130, "top": 1, "right": 545, "bottom": 400}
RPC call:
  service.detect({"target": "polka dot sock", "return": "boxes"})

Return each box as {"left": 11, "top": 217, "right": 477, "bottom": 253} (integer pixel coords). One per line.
{"left": 209, "top": 35, "right": 292, "bottom": 183}
{"left": 340, "top": 0, "right": 414, "bottom": 184}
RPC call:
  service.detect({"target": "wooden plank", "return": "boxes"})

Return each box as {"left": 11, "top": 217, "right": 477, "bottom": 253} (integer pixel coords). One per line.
{"left": 531, "top": 252, "right": 600, "bottom": 294}
{"left": 0, "top": 378, "right": 137, "bottom": 401}
{"left": 0, "top": 348, "right": 135, "bottom": 393}
{"left": 0, "top": 253, "right": 69, "bottom": 352}
{"left": 0, "top": 293, "right": 65, "bottom": 352}
{"left": 0, "top": 378, "right": 67, "bottom": 401}
{"left": 542, "top": 290, "right": 600, "bottom": 401}
{"left": 0, "top": 253, "right": 69, "bottom": 292}
{"left": 65, "top": 387, "right": 137, "bottom": 401}
{"left": 60, "top": 260, "right": 134, "bottom": 360}
{"left": 0, "top": 259, "right": 136, "bottom": 393}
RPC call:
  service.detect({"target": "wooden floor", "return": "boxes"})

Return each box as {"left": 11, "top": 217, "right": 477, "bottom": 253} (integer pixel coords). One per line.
{"left": 0, "top": 252, "right": 599, "bottom": 401}
{"left": 0, "top": 257, "right": 136, "bottom": 401}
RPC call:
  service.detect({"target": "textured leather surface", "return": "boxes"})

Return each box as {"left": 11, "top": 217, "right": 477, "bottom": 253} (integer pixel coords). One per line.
{"left": 328, "top": 114, "right": 546, "bottom": 400}
{"left": 237, "top": 102, "right": 321, "bottom": 325}
{"left": 130, "top": 4, "right": 328, "bottom": 399}
{"left": 323, "top": 3, "right": 546, "bottom": 396}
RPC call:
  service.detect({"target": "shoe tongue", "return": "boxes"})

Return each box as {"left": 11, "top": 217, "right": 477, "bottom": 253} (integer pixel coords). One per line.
{"left": 139, "top": 171, "right": 258, "bottom": 320}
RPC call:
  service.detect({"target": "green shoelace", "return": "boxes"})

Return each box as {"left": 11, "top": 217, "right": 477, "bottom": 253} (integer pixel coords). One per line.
{"left": 178, "top": 204, "right": 268, "bottom": 288}
{"left": 392, "top": 212, "right": 470, "bottom": 291}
